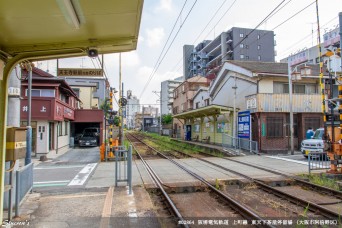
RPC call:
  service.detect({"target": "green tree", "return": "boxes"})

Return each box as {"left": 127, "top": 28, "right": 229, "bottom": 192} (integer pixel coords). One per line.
{"left": 100, "top": 99, "right": 110, "bottom": 117}
{"left": 162, "top": 114, "right": 173, "bottom": 124}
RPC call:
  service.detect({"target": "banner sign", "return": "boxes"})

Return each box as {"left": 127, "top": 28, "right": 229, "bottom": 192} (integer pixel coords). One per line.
{"left": 58, "top": 68, "right": 103, "bottom": 77}
{"left": 238, "top": 111, "right": 250, "bottom": 138}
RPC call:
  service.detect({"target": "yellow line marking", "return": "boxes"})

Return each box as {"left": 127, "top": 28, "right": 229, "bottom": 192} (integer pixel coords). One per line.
{"left": 100, "top": 186, "right": 114, "bottom": 228}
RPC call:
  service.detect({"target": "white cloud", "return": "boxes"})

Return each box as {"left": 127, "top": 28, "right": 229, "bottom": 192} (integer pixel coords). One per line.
{"left": 138, "top": 36, "right": 145, "bottom": 42}
{"left": 146, "top": 27, "right": 165, "bottom": 47}
{"left": 155, "top": 0, "right": 173, "bottom": 12}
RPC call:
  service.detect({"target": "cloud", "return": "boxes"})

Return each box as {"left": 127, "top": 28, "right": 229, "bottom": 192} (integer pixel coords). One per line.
{"left": 146, "top": 27, "right": 165, "bottom": 47}
{"left": 155, "top": 0, "right": 173, "bottom": 12}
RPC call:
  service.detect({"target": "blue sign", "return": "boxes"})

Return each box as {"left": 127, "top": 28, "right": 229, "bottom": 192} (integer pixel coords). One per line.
{"left": 238, "top": 111, "right": 250, "bottom": 138}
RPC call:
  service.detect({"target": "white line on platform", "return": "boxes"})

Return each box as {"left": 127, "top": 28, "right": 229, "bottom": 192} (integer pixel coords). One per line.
{"left": 265, "top": 156, "right": 309, "bottom": 165}
{"left": 68, "top": 163, "right": 98, "bottom": 186}
{"left": 34, "top": 180, "right": 70, "bottom": 184}
{"left": 34, "top": 165, "right": 85, "bottom": 170}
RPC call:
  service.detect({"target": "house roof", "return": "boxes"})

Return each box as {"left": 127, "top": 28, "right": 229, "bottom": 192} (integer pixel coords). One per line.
{"left": 226, "top": 60, "right": 328, "bottom": 76}
{"left": 21, "top": 67, "right": 81, "bottom": 101}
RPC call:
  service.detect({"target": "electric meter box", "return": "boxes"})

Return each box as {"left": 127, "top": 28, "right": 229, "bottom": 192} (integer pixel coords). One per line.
{"left": 6, "top": 127, "right": 27, "bottom": 161}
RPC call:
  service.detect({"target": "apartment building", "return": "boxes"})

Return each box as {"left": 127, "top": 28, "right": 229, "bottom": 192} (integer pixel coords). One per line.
{"left": 171, "top": 76, "right": 210, "bottom": 139}
{"left": 126, "top": 90, "right": 140, "bottom": 129}
{"left": 160, "top": 76, "right": 184, "bottom": 116}
{"left": 183, "top": 27, "right": 275, "bottom": 79}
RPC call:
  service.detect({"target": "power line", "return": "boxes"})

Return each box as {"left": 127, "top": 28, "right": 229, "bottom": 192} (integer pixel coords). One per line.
{"left": 138, "top": 0, "right": 189, "bottom": 98}
{"left": 139, "top": 0, "right": 198, "bottom": 99}
{"left": 169, "top": 0, "right": 238, "bottom": 74}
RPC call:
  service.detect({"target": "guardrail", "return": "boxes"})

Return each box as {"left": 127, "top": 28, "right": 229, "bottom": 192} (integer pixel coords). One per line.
{"left": 308, "top": 152, "right": 330, "bottom": 174}
{"left": 114, "top": 145, "right": 132, "bottom": 194}
{"left": 222, "top": 134, "right": 259, "bottom": 155}
{"left": 14, "top": 162, "right": 33, "bottom": 217}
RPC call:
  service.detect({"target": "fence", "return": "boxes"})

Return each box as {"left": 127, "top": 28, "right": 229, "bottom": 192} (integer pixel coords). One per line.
{"left": 222, "top": 134, "right": 259, "bottom": 155}
{"left": 114, "top": 145, "right": 132, "bottom": 194}
{"left": 308, "top": 152, "right": 330, "bottom": 174}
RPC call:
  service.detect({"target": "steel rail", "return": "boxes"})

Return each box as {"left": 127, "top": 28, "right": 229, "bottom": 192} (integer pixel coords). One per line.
{"left": 154, "top": 134, "right": 342, "bottom": 200}
{"left": 126, "top": 134, "right": 189, "bottom": 228}
{"left": 127, "top": 133, "right": 274, "bottom": 228}
{"left": 137, "top": 133, "right": 342, "bottom": 220}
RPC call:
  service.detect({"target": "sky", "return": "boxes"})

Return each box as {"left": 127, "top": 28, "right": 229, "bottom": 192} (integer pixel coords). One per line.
{"left": 36, "top": 0, "right": 342, "bottom": 109}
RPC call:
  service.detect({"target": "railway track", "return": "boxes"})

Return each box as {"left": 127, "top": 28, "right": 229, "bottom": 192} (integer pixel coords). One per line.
{"left": 128, "top": 132, "right": 342, "bottom": 223}
{"left": 126, "top": 133, "right": 275, "bottom": 228}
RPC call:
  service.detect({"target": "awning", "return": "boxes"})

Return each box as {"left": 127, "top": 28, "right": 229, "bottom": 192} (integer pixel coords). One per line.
{"left": 0, "top": 0, "right": 144, "bottom": 69}
{"left": 173, "top": 105, "right": 234, "bottom": 119}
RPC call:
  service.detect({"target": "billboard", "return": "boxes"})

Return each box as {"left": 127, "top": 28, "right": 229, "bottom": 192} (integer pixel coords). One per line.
{"left": 238, "top": 111, "right": 250, "bottom": 138}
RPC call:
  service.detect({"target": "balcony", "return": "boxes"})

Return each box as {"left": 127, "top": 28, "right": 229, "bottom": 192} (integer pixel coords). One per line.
{"left": 245, "top": 93, "right": 322, "bottom": 113}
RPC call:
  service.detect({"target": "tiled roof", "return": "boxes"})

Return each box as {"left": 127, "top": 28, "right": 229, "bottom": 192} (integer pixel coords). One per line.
{"left": 226, "top": 60, "right": 328, "bottom": 76}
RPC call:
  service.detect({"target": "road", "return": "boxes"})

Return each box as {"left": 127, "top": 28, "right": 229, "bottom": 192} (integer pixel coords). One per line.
{"left": 33, "top": 147, "right": 100, "bottom": 191}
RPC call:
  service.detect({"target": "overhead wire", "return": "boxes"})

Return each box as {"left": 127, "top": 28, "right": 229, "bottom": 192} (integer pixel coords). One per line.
{"left": 138, "top": 0, "right": 189, "bottom": 99}
{"left": 139, "top": 0, "right": 198, "bottom": 99}
{"left": 168, "top": 0, "right": 238, "bottom": 74}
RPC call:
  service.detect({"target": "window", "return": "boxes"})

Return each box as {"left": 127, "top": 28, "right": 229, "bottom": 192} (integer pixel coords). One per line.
{"left": 257, "top": 34, "right": 260, "bottom": 40}
{"left": 258, "top": 55, "right": 261, "bottom": 61}
{"left": 195, "top": 102, "right": 200, "bottom": 109}
{"left": 60, "top": 93, "right": 66, "bottom": 103}
{"left": 64, "top": 121, "right": 68, "bottom": 135}
{"left": 240, "top": 54, "right": 244, "bottom": 59}
{"left": 239, "top": 44, "right": 244, "bottom": 48}
{"left": 182, "top": 84, "right": 185, "bottom": 93}
{"left": 239, "top": 33, "right": 244, "bottom": 38}
{"left": 181, "top": 104, "right": 184, "bottom": 112}
{"left": 266, "top": 117, "right": 283, "bottom": 137}
{"left": 304, "top": 118, "right": 321, "bottom": 132}
{"left": 204, "top": 99, "right": 209, "bottom": 106}
{"left": 245, "top": 45, "right": 249, "bottom": 49}
{"left": 58, "top": 122, "right": 63, "bottom": 136}
{"left": 245, "top": 56, "right": 249, "bottom": 60}
{"left": 257, "top": 45, "right": 261, "bottom": 50}
{"left": 25, "top": 89, "right": 55, "bottom": 97}
{"left": 273, "top": 82, "right": 318, "bottom": 94}
{"left": 72, "top": 88, "right": 80, "bottom": 97}
{"left": 285, "top": 114, "right": 298, "bottom": 137}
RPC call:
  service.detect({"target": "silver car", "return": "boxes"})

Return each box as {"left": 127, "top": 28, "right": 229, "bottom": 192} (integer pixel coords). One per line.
{"left": 78, "top": 132, "right": 98, "bottom": 147}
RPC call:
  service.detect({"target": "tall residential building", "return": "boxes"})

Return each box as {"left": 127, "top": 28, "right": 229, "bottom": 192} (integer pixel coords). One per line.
{"left": 183, "top": 27, "right": 275, "bottom": 79}
{"left": 126, "top": 90, "right": 140, "bottom": 129}
{"left": 161, "top": 76, "right": 184, "bottom": 116}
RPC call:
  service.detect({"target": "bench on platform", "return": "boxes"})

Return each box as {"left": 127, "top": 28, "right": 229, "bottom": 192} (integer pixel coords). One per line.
{"left": 201, "top": 136, "right": 210, "bottom": 144}
{"left": 192, "top": 135, "right": 199, "bottom": 141}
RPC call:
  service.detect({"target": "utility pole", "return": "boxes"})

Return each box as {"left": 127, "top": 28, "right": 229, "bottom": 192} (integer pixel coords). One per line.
{"left": 152, "top": 91, "right": 162, "bottom": 135}
{"left": 232, "top": 77, "right": 237, "bottom": 149}
{"left": 25, "top": 63, "right": 33, "bottom": 165}
{"left": 287, "top": 60, "right": 295, "bottom": 155}
{"left": 119, "top": 53, "right": 123, "bottom": 146}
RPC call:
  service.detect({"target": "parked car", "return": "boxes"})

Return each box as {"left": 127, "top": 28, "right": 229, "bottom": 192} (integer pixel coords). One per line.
{"left": 78, "top": 132, "right": 98, "bottom": 147}
{"left": 301, "top": 128, "right": 325, "bottom": 158}
{"left": 82, "top": 127, "right": 100, "bottom": 145}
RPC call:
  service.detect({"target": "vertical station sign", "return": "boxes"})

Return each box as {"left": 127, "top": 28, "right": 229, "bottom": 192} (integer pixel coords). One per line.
{"left": 238, "top": 111, "right": 250, "bottom": 138}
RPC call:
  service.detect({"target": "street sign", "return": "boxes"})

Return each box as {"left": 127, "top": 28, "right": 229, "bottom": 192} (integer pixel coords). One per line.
{"left": 238, "top": 111, "right": 250, "bottom": 138}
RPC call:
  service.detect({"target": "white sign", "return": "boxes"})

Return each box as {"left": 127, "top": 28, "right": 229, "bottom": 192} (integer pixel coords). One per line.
{"left": 40, "top": 106, "right": 47, "bottom": 112}
{"left": 246, "top": 97, "right": 257, "bottom": 109}
{"left": 22, "top": 106, "right": 28, "bottom": 112}
{"left": 8, "top": 87, "right": 20, "bottom": 96}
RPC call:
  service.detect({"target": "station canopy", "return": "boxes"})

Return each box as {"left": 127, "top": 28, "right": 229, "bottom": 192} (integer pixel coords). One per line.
{"left": 173, "top": 105, "right": 234, "bottom": 119}
{"left": 0, "top": 0, "right": 143, "bottom": 62}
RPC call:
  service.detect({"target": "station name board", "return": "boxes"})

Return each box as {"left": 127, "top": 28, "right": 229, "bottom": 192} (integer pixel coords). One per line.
{"left": 58, "top": 68, "right": 103, "bottom": 77}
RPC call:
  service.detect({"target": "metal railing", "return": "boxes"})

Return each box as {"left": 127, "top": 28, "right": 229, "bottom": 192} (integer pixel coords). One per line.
{"left": 308, "top": 152, "right": 330, "bottom": 174}
{"left": 114, "top": 145, "right": 132, "bottom": 194}
{"left": 15, "top": 162, "right": 33, "bottom": 217}
{"left": 222, "top": 134, "right": 259, "bottom": 155}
